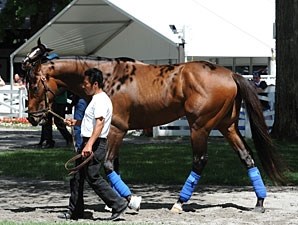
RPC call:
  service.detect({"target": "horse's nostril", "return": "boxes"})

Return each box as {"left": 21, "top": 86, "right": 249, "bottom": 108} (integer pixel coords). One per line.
{"left": 27, "top": 116, "right": 38, "bottom": 126}
{"left": 39, "top": 118, "right": 47, "bottom": 126}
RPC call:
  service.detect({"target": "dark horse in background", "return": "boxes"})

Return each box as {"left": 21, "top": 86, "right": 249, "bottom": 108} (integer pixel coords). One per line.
{"left": 22, "top": 39, "right": 286, "bottom": 213}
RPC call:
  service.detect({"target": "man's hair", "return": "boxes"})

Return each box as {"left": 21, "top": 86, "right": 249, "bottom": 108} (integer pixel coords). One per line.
{"left": 84, "top": 68, "right": 104, "bottom": 88}
{"left": 253, "top": 72, "right": 261, "bottom": 78}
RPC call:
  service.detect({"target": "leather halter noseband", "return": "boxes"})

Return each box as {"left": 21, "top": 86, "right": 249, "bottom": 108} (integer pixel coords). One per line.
{"left": 22, "top": 48, "right": 56, "bottom": 119}
{"left": 27, "top": 73, "right": 56, "bottom": 119}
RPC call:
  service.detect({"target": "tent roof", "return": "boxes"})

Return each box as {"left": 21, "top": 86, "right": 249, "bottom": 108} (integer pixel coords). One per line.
{"left": 11, "top": 0, "right": 178, "bottom": 63}
{"left": 11, "top": 0, "right": 275, "bottom": 64}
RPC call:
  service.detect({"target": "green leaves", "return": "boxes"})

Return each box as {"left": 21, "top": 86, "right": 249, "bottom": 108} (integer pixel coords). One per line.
{"left": 0, "top": 0, "right": 71, "bottom": 43}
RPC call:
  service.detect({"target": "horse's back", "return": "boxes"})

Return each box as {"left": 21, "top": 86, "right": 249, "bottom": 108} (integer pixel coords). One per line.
{"left": 182, "top": 61, "right": 237, "bottom": 98}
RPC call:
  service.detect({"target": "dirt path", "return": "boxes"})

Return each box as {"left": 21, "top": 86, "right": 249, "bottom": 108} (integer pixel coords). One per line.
{"left": 0, "top": 176, "right": 298, "bottom": 225}
{"left": 0, "top": 128, "right": 297, "bottom": 224}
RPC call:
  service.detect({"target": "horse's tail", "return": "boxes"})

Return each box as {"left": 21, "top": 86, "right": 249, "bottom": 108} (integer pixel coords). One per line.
{"left": 232, "top": 73, "right": 287, "bottom": 185}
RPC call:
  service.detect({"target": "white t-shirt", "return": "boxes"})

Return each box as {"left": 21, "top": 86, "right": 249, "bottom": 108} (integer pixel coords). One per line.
{"left": 81, "top": 92, "right": 113, "bottom": 138}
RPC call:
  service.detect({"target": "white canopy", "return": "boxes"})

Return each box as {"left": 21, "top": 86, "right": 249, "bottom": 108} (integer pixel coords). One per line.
{"left": 11, "top": 0, "right": 179, "bottom": 63}
{"left": 10, "top": 0, "right": 276, "bottom": 81}
{"left": 108, "top": 0, "right": 275, "bottom": 58}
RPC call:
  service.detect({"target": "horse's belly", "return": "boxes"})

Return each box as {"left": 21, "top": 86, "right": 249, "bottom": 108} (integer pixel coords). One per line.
{"left": 128, "top": 108, "right": 184, "bottom": 129}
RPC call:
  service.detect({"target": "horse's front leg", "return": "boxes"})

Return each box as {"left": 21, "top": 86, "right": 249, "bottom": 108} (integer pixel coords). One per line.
{"left": 104, "top": 125, "right": 142, "bottom": 211}
{"left": 171, "top": 128, "right": 209, "bottom": 213}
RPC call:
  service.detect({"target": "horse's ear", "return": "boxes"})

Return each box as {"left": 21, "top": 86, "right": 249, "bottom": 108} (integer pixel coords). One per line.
{"left": 37, "top": 37, "right": 53, "bottom": 53}
{"left": 37, "top": 37, "right": 41, "bottom": 46}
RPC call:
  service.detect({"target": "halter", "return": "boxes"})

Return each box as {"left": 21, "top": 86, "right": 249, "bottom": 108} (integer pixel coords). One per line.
{"left": 22, "top": 37, "right": 53, "bottom": 70}
{"left": 22, "top": 47, "right": 58, "bottom": 121}
{"left": 27, "top": 73, "right": 57, "bottom": 120}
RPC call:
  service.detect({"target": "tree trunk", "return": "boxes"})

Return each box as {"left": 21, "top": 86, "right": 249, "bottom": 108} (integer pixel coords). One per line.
{"left": 272, "top": 0, "right": 298, "bottom": 140}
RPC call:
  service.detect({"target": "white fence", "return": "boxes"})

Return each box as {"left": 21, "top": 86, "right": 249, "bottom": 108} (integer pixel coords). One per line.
{"left": 0, "top": 85, "right": 27, "bottom": 118}
{"left": 242, "top": 74, "right": 276, "bottom": 85}
{"left": 153, "top": 82, "right": 275, "bottom": 138}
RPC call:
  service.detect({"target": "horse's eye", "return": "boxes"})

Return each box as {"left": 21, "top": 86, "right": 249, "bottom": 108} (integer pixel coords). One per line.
{"left": 33, "top": 86, "right": 38, "bottom": 94}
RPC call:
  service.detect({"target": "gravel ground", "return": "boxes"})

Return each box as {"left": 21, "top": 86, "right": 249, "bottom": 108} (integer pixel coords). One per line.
{"left": 0, "top": 177, "right": 298, "bottom": 225}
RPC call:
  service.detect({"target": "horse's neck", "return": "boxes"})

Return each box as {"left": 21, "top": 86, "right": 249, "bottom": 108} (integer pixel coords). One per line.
{"left": 55, "top": 59, "right": 115, "bottom": 75}
{"left": 49, "top": 60, "right": 83, "bottom": 96}
{"left": 51, "top": 59, "right": 116, "bottom": 96}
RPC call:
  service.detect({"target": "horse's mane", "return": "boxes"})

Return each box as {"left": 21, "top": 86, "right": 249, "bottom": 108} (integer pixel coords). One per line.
{"left": 45, "top": 55, "right": 140, "bottom": 64}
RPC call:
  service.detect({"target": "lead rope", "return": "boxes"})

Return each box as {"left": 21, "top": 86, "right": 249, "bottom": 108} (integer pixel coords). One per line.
{"left": 48, "top": 109, "right": 92, "bottom": 175}
{"left": 48, "top": 109, "right": 76, "bottom": 152}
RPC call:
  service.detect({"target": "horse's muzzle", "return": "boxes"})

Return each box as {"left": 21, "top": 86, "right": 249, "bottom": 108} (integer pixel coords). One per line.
{"left": 21, "top": 61, "right": 31, "bottom": 70}
{"left": 27, "top": 111, "right": 48, "bottom": 126}
{"left": 27, "top": 116, "right": 39, "bottom": 126}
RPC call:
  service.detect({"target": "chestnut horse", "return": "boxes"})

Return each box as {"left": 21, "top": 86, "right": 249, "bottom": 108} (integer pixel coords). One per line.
{"left": 22, "top": 40, "right": 285, "bottom": 213}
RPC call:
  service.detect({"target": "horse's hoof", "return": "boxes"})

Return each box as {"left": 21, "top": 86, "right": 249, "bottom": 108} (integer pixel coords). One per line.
{"left": 170, "top": 203, "right": 183, "bottom": 213}
{"left": 253, "top": 206, "right": 265, "bottom": 213}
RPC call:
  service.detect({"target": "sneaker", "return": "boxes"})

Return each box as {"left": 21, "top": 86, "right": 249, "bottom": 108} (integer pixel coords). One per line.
{"left": 104, "top": 205, "right": 112, "bottom": 212}
{"left": 128, "top": 195, "right": 142, "bottom": 211}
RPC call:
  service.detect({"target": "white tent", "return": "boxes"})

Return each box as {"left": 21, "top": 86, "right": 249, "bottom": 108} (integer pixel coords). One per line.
{"left": 108, "top": 0, "right": 275, "bottom": 57}
{"left": 10, "top": 0, "right": 179, "bottom": 82}
{"left": 11, "top": 0, "right": 179, "bottom": 62}
{"left": 10, "top": 0, "right": 276, "bottom": 80}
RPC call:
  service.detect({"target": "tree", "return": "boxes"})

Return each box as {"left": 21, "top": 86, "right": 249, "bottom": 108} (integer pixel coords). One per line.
{"left": 0, "top": 0, "right": 70, "bottom": 45}
{"left": 272, "top": 0, "right": 298, "bottom": 140}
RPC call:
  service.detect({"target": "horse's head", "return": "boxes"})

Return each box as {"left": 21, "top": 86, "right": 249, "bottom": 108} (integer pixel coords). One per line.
{"left": 26, "top": 65, "right": 58, "bottom": 126}
{"left": 22, "top": 38, "right": 53, "bottom": 70}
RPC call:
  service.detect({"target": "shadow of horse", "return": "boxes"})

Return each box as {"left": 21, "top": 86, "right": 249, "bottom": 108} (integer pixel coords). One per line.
{"left": 184, "top": 202, "right": 251, "bottom": 212}
{"left": 8, "top": 201, "right": 251, "bottom": 214}
{"left": 130, "top": 202, "right": 251, "bottom": 212}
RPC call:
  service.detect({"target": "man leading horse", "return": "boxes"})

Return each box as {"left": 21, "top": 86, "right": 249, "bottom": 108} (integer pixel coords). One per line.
{"left": 22, "top": 39, "right": 286, "bottom": 217}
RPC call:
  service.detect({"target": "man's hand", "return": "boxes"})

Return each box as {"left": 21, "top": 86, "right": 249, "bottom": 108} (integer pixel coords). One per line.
{"left": 82, "top": 144, "right": 92, "bottom": 158}
{"left": 64, "top": 118, "right": 77, "bottom": 126}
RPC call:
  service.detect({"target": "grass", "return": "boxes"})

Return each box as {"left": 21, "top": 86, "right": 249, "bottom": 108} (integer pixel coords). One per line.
{"left": 120, "top": 140, "right": 249, "bottom": 185}
{"left": 0, "top": 149, "right": 73, "bottom": 180}
{"left": 0, "top": 137, "right": 298, "bottom": 186}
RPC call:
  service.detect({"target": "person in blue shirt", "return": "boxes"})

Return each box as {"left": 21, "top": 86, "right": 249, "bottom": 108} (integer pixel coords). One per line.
{"left": 71, "top": 95, "right": 88, "bottom": 151}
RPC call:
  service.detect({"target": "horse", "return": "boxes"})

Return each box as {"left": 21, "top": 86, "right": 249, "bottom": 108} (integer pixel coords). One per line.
{"left": 22, "top": 39, "right": 286, "bottom": 213}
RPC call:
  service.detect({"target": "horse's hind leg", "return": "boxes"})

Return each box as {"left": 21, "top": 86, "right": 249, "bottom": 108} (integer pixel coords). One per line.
{"left": 171, "top": 127, "right": 209, "bottom": 213}
{"left": 219, "top": 123, "right": 267, "bottom": 213}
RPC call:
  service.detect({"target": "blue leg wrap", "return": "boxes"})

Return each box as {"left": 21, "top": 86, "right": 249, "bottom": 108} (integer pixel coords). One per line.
{"left": 179, "top": 171, "right": 201, "bottom": 203}
{"left": 248, "top": 167, "right": 267, "bottom": 199}
{"left": 107, "top": 171, "right": 131, "bottom": 197}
